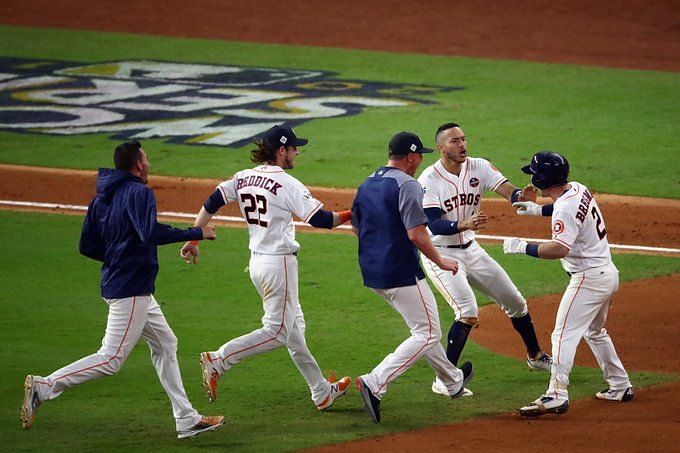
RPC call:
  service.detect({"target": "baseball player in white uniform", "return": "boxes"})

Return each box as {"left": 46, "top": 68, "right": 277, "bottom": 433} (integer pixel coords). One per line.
{"left": 417, "top": 123, "right": 551, "bottom": 397}
{"left": 180, "top": 125, "right": 351, "bottom": 413}
{"left": 504, "top": 151, "right": 632, "bottom": 417}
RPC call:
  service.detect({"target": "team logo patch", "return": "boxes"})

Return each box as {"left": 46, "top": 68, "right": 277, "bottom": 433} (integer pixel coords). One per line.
{"left": 0, "top": 57, "right": 462, "bottom": 148}
{"left": 553, "top": 220, "right": 565, "bottom": 235}
{"left": 469, "top": 177, "right": 480, "bottom": 187}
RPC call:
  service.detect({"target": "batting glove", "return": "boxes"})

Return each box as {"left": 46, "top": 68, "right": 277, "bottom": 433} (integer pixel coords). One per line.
{"left": 513, "top": 201, "right": 542, "bottom": 216}
{"left": 503, "top": 238, "right": 528, "bottom": 255}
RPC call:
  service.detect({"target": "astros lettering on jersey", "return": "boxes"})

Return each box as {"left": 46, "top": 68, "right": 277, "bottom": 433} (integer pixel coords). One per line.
{"left": 419, "top": 157, "right": 506, "bottom": 246}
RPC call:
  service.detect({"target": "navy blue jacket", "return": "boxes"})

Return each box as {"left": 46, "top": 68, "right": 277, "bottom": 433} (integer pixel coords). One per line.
{"left": 351, "top": 167, "right": 427, "bottom": 289}
{"left": 79, "top": 168, "right": 203, "bottom": 299}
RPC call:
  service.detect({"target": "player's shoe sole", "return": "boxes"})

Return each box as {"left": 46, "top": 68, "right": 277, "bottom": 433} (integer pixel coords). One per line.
{"left": 519, "top": 396, "right": 569, "bottom": 417}
{"left": 20, "top": 375, "right": 41, "bottom": 430}
{"left": 199, "top": 352, "right": 220, "bottom": 403}
{"left": 317, "top": 376, "right": 351, "bottom": 410}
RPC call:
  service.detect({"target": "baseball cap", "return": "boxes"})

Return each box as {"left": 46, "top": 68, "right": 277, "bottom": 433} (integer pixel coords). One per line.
{"left": 388, "top": 132, "right": 433, "bottom": 155}
{"left": 263, "top": 125, "right": 308, "bottom": 149}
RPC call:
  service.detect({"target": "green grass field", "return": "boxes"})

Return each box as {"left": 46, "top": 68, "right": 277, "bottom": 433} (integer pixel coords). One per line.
{"left": 0, "top": 25, "right": 679, "bottom": 197}
{"left": 1, "top": 211, "right": 678, "bottom": 451}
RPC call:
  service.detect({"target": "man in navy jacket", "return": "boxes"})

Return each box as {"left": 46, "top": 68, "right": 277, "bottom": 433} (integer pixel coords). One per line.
{"left": 21, "top": 141, "right": 224, "bottom": 439}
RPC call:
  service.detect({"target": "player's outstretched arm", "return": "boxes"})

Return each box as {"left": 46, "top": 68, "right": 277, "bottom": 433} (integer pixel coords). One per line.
{"left": 307, "top": 209, "right": 351, "bottom": 229}
{"left": 181, "top": 206, "right": 217, "bottom": 265}
{"left": 503, "top": 238, "right": 569, "bottom": 259}
{"left": 496, "top": 181, "right": 537, "bottom": 204}
{"left": 498, "top": 181, "right": 554, "bottom": 216}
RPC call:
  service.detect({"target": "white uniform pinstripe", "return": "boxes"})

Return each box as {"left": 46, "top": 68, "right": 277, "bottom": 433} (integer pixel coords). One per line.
{"left": 546, "top": 182, "right": 630, "bottom": 400}
{"left": 205, "top": 165, "right": 332, "bottom": 405}
{"left": 418, "top": 158, "right": 528, "bottom": 320}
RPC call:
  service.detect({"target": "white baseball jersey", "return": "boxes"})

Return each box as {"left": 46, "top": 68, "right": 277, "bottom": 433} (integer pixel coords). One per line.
{"left": 216, "top": 165, "right": 323, "bottom": 255}
{"left": 551, "top": 181, "right": 612, "bottom": 273}
{"left": 418, "top": 158, "right": 507, "bottom": 246}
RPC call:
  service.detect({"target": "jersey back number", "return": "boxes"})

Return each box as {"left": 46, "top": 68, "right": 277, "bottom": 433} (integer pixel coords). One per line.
{"left": 591, "top": 205, "right": 606, "bottom": 240}
{"left": 241, "top": 193, "right": 269, "bottom": 227}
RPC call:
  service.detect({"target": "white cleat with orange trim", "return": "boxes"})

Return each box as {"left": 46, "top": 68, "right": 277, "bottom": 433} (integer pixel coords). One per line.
{"left": 317, "top": 376, "right": 351, "bottom": 411}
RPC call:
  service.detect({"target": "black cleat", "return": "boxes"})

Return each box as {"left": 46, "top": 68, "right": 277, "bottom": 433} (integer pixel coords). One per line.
{"left": 357, "top": 377, "right": 381, "bottom": 424}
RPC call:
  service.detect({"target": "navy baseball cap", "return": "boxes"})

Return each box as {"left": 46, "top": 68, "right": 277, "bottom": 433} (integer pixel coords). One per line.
{"left": 263, "top": 125, "right": 308, "bottom": 149}
{"left": 388, "top": 132, "right": 433, "bottom": 155}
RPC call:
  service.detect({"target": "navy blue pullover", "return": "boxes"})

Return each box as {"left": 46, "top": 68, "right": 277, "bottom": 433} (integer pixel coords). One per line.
{"left": 79, "top": 168, "right": 203, "bottom": 299}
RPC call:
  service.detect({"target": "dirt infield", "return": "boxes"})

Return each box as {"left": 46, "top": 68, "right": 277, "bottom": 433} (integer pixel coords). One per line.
{"left": 2, "top": 0, "right": 679, "bottom": 72}
{"left": 1, "top": 164, "right": 679, "bottom": 251}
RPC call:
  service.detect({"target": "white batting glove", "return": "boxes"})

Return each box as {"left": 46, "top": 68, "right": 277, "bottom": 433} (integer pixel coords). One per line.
{"left": 503, "top": 238, "right": 528, "bottom": 255}
{"left": 513, "top": 201, "right": 542, "bottom": 216}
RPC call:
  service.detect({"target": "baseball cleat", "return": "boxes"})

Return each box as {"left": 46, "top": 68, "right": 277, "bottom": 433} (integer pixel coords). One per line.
{"left": 356, "top": 376, "right": 381, "bottom": 424}
{"left": 519, "top": 395, "right": 569, "bottom": 417}
{"left": 527, "top": 352, "right": 552, "bottom": 372}
{"left": 432, "top": 376, "right": 474, "bottom": 398}
{"left": 317, "top": 376, "right": 351, "bottom": 410}
{"left": 20, "top": 375, "right": 41, "bottom": 430}
{"left": 199, "top": 352, "right": 220, "bottom": 403}
{"left": 451, "top": 362, "right": 475, "bottom": 399}
{"left": 432, "top": 376, "right": 473, "bottom": 398}
{"left": 177, "top": 415, "right": 225, "bottom": 439}
{"left": 595, "top": 386, "right": 634, "bottom": 402}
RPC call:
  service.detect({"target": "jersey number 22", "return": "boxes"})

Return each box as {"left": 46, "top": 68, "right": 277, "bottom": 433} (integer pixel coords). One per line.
{"left": 241, "top": 193, "right": 268, "bottom": 227}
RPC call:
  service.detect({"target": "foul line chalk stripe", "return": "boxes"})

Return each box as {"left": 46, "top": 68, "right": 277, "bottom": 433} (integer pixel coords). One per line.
{"left": 1, "top": 199, "right": 678, "bottom": 255}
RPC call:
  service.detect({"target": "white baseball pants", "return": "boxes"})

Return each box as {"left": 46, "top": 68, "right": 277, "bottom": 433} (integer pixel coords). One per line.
{"left": 33, "top": 295, "right": 202, "bottom": 431}
{"left": 422, "top": 241, "right": 528, "bottom": 319}
{"left": 548, "top": 262, "right": 631, "bottom": 400}
{"left": 360, "top": 278, "right": 464, "bottom": 399}
{"left": 209, "top": 253, "right": 329, "bottom": 405}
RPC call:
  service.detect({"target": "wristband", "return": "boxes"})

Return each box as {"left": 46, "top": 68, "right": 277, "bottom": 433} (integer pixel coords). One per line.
{"left": 526, "top": 244, "right": 540, "bottom": 257}
{"left": 510, "top": 189, "right": 522, "bottom": 204}
{"left": 542, "top": 204, "right": 554, "bottom": 216}
{"left": 189, "top": 240, "right": 199, "bottom": 246}
{"left": 338, "top": 210, "right": 351, "bottom": 224}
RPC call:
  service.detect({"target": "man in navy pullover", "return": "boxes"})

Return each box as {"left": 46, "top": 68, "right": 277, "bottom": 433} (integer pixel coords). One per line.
{"left": 21, "top": 141, "right": 224, "bottom": 439}
{"left": 353, "top": 132, "right": 474, "bottom": 424}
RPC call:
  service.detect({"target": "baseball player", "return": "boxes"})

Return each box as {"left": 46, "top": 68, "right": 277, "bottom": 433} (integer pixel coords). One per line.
{"left": 504, "top": 151, "right": 632, "bottom": 417}
{"left": 180, "top": 125, "right": 351, "bottom": 413}
{"left": 353, "top": 131, "right": 474, "bottom": 424}
{"left": 417, "top": 123, "right": 551, "bottom": 397}
{"left": 20, "top": 141, "right": 224, "bottom": 439}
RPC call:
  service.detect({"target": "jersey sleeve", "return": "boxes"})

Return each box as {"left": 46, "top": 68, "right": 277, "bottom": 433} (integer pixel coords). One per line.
{"left": 418, "top": 172, "right": 441, "bottom": 210}
{"left": 216, "top": 176, "right": 238, "bottom": 204}
{"left": 480, "top": 159, "right": 508, "bottom": 192}
{"left": 551, "top": 208, "right": 580, "bottom": 250}
{"left": 399, "top": 179, "right": 428, "bottom": 230}
{"left": 285, "top": 177, "right": 323, "bottom": 222}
